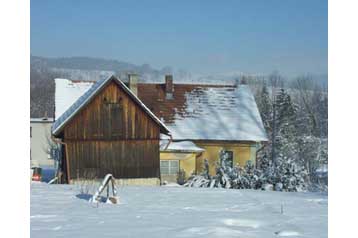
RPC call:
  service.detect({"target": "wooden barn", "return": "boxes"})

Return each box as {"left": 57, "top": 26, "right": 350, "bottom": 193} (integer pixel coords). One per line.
{"left": 52, "top": 75, "right": 170, "bottom": 184}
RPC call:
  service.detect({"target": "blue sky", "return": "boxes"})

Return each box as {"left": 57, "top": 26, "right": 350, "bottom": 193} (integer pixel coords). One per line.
{"left": 31, "top": 0, "right": 327, "bottom": 76}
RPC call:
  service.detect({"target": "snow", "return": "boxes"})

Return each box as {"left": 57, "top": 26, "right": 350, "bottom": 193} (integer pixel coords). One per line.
{"left": 31, "top": 183, "right": 327, "bottom": 238}
{"left": 54, "top": 78, "right": 93, "bottom": 120}
{"left": 160, "top": 140, "right": 205, "bottom": 153}
{"left": 166, "top": 85, "right": 268, "bottom": 141}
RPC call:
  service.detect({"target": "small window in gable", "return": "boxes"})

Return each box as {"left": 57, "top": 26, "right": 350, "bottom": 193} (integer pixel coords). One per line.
{"left": 166, "top": 92, "right": 174, "bottom": 100}
{"left": 110, "top": 102, "right": 123, "bottom": 137}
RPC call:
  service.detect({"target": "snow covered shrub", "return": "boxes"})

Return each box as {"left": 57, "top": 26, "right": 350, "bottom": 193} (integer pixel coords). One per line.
{"left": 185, "top": 175, "right": 211, "bottom": 188}
{"left": 185, "top": 150, "right": 264, "bottom": 190}
{"left": 185, "top": 149, "right": 308, "bottom": 192}
{"left": 257, "top": 155, "right": 308, "bottom": 192}
{"left": 184, "top": 159, "right": 211, "bottom": 187}
{"left": 275, "top": 157, "right": 307, "bottom": 192}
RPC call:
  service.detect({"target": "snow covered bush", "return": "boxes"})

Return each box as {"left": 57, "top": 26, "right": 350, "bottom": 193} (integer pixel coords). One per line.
{"left": 184, "top": 150, "right": 308, "bottom": 192}
{"left": 272, "top": 156, "right": 307, "bottom": 192}
{"left": 184, "top": 158, "right": 260, "bottom": 189}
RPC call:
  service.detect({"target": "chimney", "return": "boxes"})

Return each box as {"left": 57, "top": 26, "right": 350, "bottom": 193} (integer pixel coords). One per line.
{"left": 165, "top": 75, "right": 174, "bottom": 99}
{"left": 128, "top": 73, "right": 138, "bottom": 96}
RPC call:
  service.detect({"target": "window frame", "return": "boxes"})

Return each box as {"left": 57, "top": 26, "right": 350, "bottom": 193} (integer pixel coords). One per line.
{"left": 160, "top": 160, "right": 179, "bottom": 175}
{"left": 221, "top": 150, "right": 234, "bottom": 168}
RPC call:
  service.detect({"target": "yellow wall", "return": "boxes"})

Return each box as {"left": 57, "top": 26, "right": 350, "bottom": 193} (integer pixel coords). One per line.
{"left": 195, "top": 142, "right": 257, "bottom": 176}
{"left": 160, "top": 152, "right": 197, "bottom": 179}
{"left": 160, "top": 141, "right": 258, "bottom": 179}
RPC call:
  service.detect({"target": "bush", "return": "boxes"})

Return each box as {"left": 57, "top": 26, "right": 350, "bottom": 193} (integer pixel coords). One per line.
{"left": 184, "top": 150, "right": 308, "bottom": 192}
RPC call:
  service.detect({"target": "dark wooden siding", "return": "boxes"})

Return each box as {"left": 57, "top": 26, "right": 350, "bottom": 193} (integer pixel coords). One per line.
{"left": 66, "top": 141, "right": 160, "bottom": 179}
{"left": 63, "top": 81, "right": 161, "bottom": 180}
{"left": 64, "top": 82, "right": 160, "bottom": 141}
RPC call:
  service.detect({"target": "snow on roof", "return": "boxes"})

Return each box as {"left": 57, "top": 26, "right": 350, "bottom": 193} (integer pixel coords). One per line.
{"left": 52, "top": 75, "right": 170, "bottom": 136}
{"left": 163, "top": 85, "right": 268, "bottom": 141}
{"left": 160, "top": 140, "right": 205, "bottom": 153}
{"left": 54, "top": 78, "right": 93, "bottom": 120}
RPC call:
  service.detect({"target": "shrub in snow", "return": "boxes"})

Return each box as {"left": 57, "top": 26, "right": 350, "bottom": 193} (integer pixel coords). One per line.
{"left": 185, "top": 150, "right": 263, "bottom": 190}
{"left": 272, "top": 156, "right": 308, "bottom": 192}
{"left": 185, "top": 150, "right": 308, "bottom": 192}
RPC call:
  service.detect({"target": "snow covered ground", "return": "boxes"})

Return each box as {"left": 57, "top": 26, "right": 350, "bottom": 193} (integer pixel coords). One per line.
{"left": 31, "top": 183, "right": 327, "bottom": 238}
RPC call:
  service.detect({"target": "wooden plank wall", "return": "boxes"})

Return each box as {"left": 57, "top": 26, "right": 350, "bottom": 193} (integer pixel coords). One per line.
{"left": 63, "top": 81, "right": 161, "bottom": 180}
{"left": 66, "top": 141, "right": 160, "bottom": 179}
{"left": 64, "top": 82, "right": 160, "bottom": 140}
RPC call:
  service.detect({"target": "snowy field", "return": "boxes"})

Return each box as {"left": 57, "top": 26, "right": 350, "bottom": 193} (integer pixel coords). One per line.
{"left": 31, "top": 183, "right": 327, "bottom": 238}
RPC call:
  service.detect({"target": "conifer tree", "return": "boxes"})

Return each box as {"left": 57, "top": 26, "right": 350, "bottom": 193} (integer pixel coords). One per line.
{"left": 258, "top": 84, "right": 272, "bottom": 131}
{"left": 275, "top": 88, "right": 299, "bottom": 161}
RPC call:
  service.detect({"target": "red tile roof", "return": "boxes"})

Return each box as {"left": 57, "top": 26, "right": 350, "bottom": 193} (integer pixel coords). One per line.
{"left": 137, "top": 83, "right": 236, "bottom": 124}
{"left": 137, "top": 83, "right": 267, "bottom": 141}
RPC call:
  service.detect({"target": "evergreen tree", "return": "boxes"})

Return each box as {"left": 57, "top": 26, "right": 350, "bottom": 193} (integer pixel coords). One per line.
{"left": 274, "top": 88, "right": 299, "bottom": 161}
{"left": 257, "top": 84, "right": 272, "bottom": 131}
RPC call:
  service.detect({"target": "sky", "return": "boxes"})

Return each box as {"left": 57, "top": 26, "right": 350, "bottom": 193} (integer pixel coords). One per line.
{"left": 31, "top": 0, "right": 327, "bottom": 77}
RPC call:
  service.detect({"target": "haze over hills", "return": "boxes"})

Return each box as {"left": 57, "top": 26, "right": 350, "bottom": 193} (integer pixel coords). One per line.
{"left": 30, "top": 55, "right": 327, "bottom": 87}
{"left": 30, "top": 55, "right": 327, "bottom": 118}
{"left": 31, "top": 55, "right": 186, "bottom": 83}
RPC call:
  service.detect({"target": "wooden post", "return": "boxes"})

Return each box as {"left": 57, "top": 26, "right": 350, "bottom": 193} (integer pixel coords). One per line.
{"left": 64, "top": 143, "right": 71, "bottom": 184}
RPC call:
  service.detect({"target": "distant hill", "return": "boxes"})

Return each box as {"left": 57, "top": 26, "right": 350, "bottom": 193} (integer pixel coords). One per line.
{"left": 30, "top": 55, "right": 327, "bottom": 117}
{"left": 31, "top": 55, "right": 177, "bottom": 82}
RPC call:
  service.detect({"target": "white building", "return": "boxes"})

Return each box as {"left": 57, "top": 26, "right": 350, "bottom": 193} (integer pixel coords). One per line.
{"left": 30, "top": 117, "right": 54, "bottom": 167}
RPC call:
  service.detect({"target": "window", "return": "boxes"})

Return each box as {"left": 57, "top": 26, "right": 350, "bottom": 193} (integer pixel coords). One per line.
{"left": 102, "top": 99, "right": 123, "bottom": 137}
{"left": 220, "top": 150, "right": 233, "bottom": 168}
{"left": 110, "top": 103, "right": 123, "bottom": 137}
{"left": 165, "top": 92, "right": 174, "bottom": 100}
{"left": 160, "top": 160, "right": 179, "bottom": 175}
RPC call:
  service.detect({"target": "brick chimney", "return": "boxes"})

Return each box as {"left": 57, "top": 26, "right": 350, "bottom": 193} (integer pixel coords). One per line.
{"left": 128, "top": 73, "right": 138, "bottom": 96}
{"left": 165, "top": 75, "right": 174, "bottom": 99}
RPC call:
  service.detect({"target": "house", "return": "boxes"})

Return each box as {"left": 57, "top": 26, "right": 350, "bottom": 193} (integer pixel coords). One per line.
{"left": 52, "top": 75, "right": 170, "bottom": 184}
{"left": 136, "top": 75, "right": 268, "bottom": 179}
{"left": 30, "top": 117, "right": 54, "bottom": 167}
{"left": 53, "top": 74, "right": 267, "bottom": 183}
